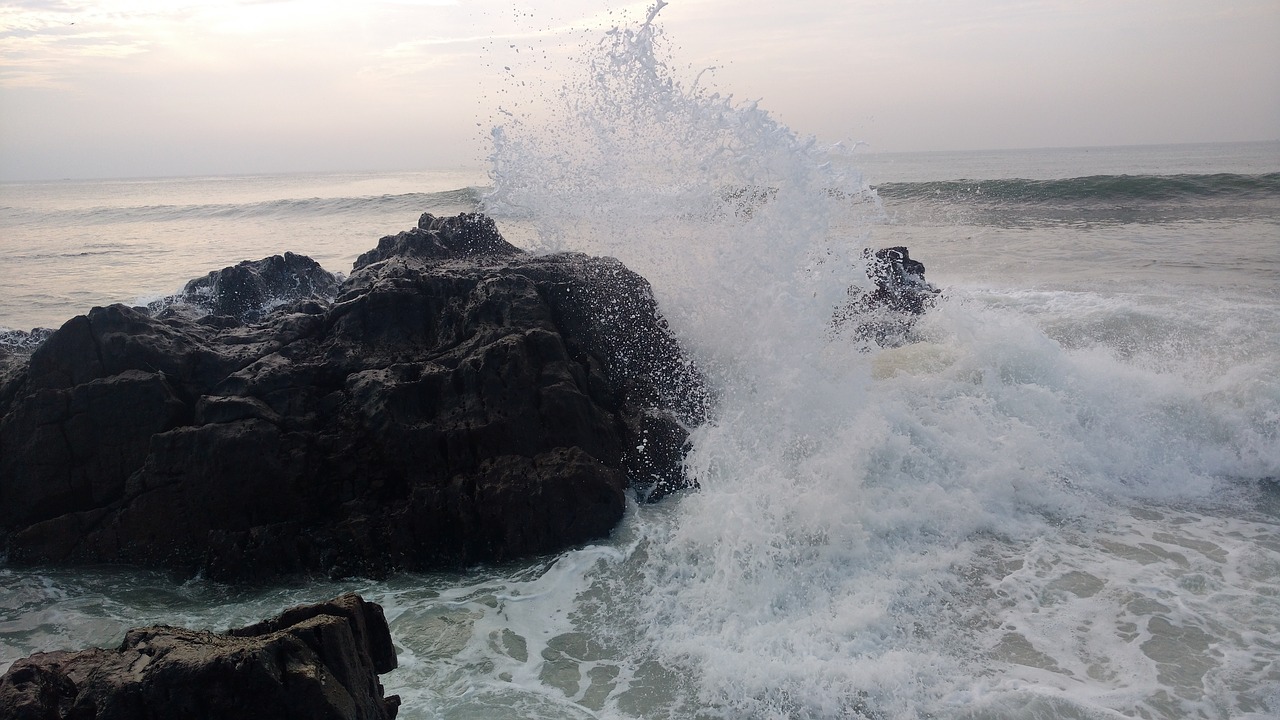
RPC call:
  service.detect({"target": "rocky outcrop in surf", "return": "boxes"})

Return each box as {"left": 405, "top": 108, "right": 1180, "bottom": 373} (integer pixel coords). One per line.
{"left": 0, "top": 593, "right": 400, "bottom": 720}
{"left": 833, "top": 246, "right": 939, "bottom": 346}
{"left": 0, "top": 213, "right": 708, "bottom": 581}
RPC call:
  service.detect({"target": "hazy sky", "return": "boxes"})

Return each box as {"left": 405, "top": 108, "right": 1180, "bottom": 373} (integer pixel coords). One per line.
{"left": 1, "top": 0, "right": 1277, "bottom": 181}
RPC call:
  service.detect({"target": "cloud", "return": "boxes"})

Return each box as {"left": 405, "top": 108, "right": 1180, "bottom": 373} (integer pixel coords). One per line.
{"left": 2, "top": 0, "right": 1276, "bottom": 179}
{"left": 0, "top": 1, "right": 181, "bottom": 87}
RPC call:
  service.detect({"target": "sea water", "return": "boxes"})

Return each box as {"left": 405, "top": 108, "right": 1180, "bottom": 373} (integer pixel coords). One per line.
{"left": 0, "top": 170, "right": 487, "bottom": 331}
{"left": 2, "top": 5, "right": 1279, "bottom": 719}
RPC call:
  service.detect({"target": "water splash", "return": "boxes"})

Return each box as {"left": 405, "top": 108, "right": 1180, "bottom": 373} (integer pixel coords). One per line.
{"left": 478, "top": 3, "right": 1280, "bottom": 718}
{"left": 483, "top": 1, "right": 879, "bottom": 353}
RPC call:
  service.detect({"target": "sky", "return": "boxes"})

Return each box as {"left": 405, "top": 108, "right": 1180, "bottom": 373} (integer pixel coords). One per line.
{"left": 1, "top": 0, "right": 1277, "bottom": 181}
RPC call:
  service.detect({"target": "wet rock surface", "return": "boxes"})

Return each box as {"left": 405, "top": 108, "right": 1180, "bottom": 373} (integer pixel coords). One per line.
{"left": 0, "top": 593, "right": 400, "bottom": 720}
{"left": 0, "top": 213, "right": 707, "bottom": 581}
{"left": 153, "top": 251, "right": 342, "bottom": 325}
{"left": 833, "top": 246, "right": 939, "bottom": 346}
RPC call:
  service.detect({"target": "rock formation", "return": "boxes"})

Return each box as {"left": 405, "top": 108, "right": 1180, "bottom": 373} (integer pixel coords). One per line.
{"left": 0, "top": 593, "right": 399, "bottom": 720}
{"left": 0, "top": 213, "right": 707, "bottom": 581}
{"left": 152, "top": 251, "right": 342, "bottom": 324}
{"left": 833, "top": 246, "right": 939, "bottom": 346}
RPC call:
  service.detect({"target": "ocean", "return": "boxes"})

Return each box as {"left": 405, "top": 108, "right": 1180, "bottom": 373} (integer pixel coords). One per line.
{"left": 3, "top": 9, "right": 1280, "bottom": 720}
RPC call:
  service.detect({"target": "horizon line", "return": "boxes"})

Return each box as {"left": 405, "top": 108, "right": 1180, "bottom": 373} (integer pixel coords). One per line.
{"left": 2, "top": 139, "right": 1277, "bottom": 184}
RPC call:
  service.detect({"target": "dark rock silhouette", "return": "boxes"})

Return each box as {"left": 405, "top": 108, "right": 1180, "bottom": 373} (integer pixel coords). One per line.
{"left": 833, "top": 246, "right": 939, "bottom": 346}
{"left": 0, "top": 213, "right": 708, "bottom": 581}
{"left": 0, "top": 593, "right": 399, "bottom": 720}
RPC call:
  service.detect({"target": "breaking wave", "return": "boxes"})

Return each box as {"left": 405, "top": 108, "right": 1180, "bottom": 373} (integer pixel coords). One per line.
{"left": 0, "top": 187, "right": 483, "bottom": 227}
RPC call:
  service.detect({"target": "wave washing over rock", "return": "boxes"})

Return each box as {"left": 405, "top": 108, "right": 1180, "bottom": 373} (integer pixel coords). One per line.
{"left": 470, "top": 4, "right": 1280, "bottom": 719}
{"left": 0, "top": 213, "right": 709, "bottom": 582}
{"left": 0, "top": 201, "right": 936, "bottom": 718}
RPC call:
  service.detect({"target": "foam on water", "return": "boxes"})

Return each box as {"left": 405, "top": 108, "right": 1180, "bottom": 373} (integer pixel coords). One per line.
{"left": 564, "top": 289, "right": 1277, "bottom": 718}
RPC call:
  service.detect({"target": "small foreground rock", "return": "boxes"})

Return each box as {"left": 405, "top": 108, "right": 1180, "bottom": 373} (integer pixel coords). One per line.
{"left": 0, "top": 593, "right": 399, "bottom": 720}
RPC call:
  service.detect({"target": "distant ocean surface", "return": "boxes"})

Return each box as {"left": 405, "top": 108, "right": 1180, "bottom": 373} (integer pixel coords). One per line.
{"left": 3, "top": 144, "right": 1277, "bottom": 332}
{"left": 0, "top": 169, "right": 488, "bottom": 331}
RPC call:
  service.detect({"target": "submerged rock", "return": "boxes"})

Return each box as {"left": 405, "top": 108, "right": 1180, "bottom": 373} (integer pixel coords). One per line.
{"left": 833, "top": 246, "right": 939, "bottom": 346}
{"left": 0, "top": 593, "right": 399, "bottom": 720}
{"left": 0, "top": 213, "right": 708, "bottom": 581}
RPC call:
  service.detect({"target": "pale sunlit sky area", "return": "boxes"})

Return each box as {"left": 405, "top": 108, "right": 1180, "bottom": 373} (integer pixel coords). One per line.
{"left": 1, "top": 0, "right": 1277, "bottom": 181}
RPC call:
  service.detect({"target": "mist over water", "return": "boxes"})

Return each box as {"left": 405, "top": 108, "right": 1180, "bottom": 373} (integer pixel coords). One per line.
{"left": 1, "top": 3, "right": 1278, "bottom": 719}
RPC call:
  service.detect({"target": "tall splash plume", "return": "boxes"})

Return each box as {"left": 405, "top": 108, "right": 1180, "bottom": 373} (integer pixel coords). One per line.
{"left": 483, "top": 1, "right": 879, "bottom": 363}
{"left": 479, "top": 5, "right": 991, "bottom": 716}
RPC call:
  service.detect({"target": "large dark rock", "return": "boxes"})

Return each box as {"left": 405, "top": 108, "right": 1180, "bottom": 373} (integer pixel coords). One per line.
{"left": 833, "top": 246, "right": 939, "bottom": 346}
{"left": 0, "top": 593, "right": 399, "bottom": 720}
{"left": 0, "top": 213, "right": 708, "bottom": 581}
